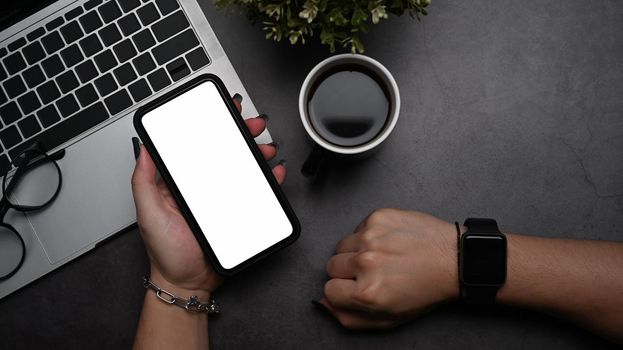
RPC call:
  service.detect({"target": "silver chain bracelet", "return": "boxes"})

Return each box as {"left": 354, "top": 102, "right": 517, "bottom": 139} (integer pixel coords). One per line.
{"left": 143, "top": 276, "right": 220, "bottom": 314}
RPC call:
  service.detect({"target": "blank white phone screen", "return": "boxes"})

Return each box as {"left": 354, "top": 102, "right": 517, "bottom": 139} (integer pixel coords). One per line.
{"left": 141, "top": 81, "right": 293, "bottom": 269}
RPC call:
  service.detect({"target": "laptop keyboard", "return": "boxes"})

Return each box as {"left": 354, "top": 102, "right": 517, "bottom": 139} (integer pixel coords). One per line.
{"left": 0, "top": 0, "right": 211, "bottom": 173}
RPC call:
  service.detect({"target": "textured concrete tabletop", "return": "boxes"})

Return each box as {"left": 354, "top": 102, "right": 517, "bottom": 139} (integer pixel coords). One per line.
{"left": 1, "top": 0, "right": 622, "bottom": 348}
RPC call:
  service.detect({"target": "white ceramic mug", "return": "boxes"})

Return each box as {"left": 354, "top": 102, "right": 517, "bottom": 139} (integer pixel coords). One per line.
{"left": 298, "top": 54, "right": 400, "bottom": 177}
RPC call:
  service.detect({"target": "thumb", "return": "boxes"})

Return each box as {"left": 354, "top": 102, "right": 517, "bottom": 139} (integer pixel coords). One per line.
{"left": 131, "top": 145, "right": 163, "bottom": 216}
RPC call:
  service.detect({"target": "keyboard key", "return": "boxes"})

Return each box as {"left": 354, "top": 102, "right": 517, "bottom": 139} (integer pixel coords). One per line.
{"left": 0, "top": 125, "right": 22, "bottom": 149}
{"left": 118, "top": 13, "right": 141, "bottom": 36}
{"left": 75, "top": 84, "right": 98, "bottom": 107}
{"left": 185, "top": 47, "right": 209, "bottom": 71}
{"left": 42, "top": 31, "right": 65, "bottom": 54}
{"left": 104, "top": 89, "right": 132, "bottom": 115}
{"left": 56, "top": 94, "right": 80, "bottom": 117}
{"left": 3, "top": 76, "right": 27, "bottom": 99}
{"left": 60, "top": 44, "right": 84, "bottom": 68}
{"left": 0, "top": 102, "right": 22, "bottom": 125}
{"left": 113, "top": 39, "right": 137, "bottom": 63}
{"left": 128, "top": 78, "right": 151, "bottom": 102}
{"left": 0, "top": 155, "right": 9, "bottom": 175}
{"left": 99, "top": 1, "right": 122, "bottom": 23}
{"left": 99, "top": 23, "right": 122, "bottom": 46}
{"left": 56, "top": 71, "right": 80, "bottom": 93}
{"left": 4, "top": 52, "right": 27, "bottom": 75}
{"left": 0, "top": 88, "right": 6, "bottom": 105}
{"left": 166, "top": 57, "right": 189, "bottom": 81}
{"left": 94, "top": 50, "right": 117, "bottom": 72}
{"left": 18, "top": 115, "right": 42, "bottom": 139}
{"left": 18, "top": 92, "right": 41, "bottom": 115}
{"left": 132, "top": 52, "right": 155, "bottom": 76}
{"left": 151, "top": 29, "right": 198, "bottom": 65}
{"left": 27, "top": 27, "right": 46, "bottom": 42}
{"left": 11, "top": 102, "right": 109, "bottom": 158}
{"left": 152, "top": 11, "right": 189, "bottom": 42}
{"left": 84, "top": 0, "right": 103, "bottom": 11}
{"left": 79, "top": 34, "right": 103, "bottom": 57}
{"left": 94, "top": 73, "right": 118, "bottom": 96}
{"left": 45, "top": 16, "right": 65, "bottom": 31}
{"left": 0, "top": 64, "right": 6, "bottom": 81}
{"left": 155, "top": 0, "right": 180, "bottom": 16}
{"left": 147, "top": 68, "right": 170, "bottom": 92}
{"left": 23, "top": 41, "right": 46, "bottom": 65}
{"left": 37, "top": 104, "right": 61, "bottom": 127}
{"left": 60, "top": 21, "right": 85, "bottom": 44}
{"left": 8, "top": 38, "right": 27, "bottom": 52}
{"left": 41, "top": 54, "right": 65, "bottom": 78}
{"left": 119, "top": 0, "right": 141, "bottom": 12}
{"left": 0, "top": 48, "right": 6, "bottom": 59}
{"left": 80, "top": 10, "right": 104, "bottom": 34}
{"left": 36, "top": 81, "right": 61, "bottom": 104}
{"left": 137, "top": 3, "right": 160, "bottom": 26}
{"left": 75, "top": 60, "right": 99, "bottom": 83}
{"left": 23, "top": 65, "right": 46, "bottom": 88}
{"left": 65, "top": 6, "right": 84, "bottom": 21}
{"left": 113, "top": 63, "right": 137, "bottom": 85}
{"left": 132, "top": 29, "right": 156, "bottom": 52}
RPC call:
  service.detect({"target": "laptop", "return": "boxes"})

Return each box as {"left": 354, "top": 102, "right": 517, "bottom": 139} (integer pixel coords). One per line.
{"left": 0, "top": 0, "right": 271, "bottom": 299}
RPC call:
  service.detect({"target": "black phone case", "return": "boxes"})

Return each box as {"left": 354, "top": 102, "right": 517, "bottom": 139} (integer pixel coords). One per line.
{"left": 133, "top": 74, "right": 300, "bottom": 276}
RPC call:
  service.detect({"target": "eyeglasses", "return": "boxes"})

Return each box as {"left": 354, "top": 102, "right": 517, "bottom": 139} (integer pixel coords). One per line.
{"left": 0, "top": 142, "right": 65, "bottom": 281}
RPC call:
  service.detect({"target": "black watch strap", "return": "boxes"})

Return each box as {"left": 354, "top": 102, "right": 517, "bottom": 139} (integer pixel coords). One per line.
{"left": 463, "top": 218, "right": 500, "bottom": 233}
{"left": 460, "top": 284, "right": 500, "bottom": 304}
{"left": 460, "top": 218, "right": 504, "bottom": 304}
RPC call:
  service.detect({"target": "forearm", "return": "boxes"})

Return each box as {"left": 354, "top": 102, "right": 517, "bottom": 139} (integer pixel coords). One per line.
{"left": 496, "top": 233, "right": 623, "bottom": 341}
{"left": 133, "top": 275, "right": 210, "bottom": 350}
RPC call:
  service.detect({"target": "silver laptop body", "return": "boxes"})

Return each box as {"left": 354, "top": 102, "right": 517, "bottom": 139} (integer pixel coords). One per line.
{"left": 0, "top": 0, "right": 270, "bottom": 299}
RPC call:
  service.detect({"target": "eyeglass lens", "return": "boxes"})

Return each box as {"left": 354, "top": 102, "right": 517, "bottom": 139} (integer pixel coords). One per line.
{"left": 0, "top": 147, "right": 63, "bottom": 279}
{"left": 0, "top": 226, "right": 24, "bottom": 278}
{"left": 4, "top": 158, "right": 61, "bottom": 208}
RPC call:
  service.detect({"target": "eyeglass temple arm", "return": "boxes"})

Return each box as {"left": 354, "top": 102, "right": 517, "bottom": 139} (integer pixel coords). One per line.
{"left": 26, "top": 140, "right": 66, "bottom": 161}
{"left": 21, "top": 149, "right": 65, "bottom": 172}
{"left": 48, "top": 149, "right": 66, "bottom": 161}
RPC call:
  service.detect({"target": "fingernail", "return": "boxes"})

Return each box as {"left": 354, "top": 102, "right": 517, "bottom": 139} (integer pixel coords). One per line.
{"left": 258, "top": 114, "right": 270, "bottom": 121}
{"left": 233, "top": 93, "right": 243, "bottom": 103}
{"left": 278, "top": 159, "right": 286, "bottom": 167}
{"left": 269, "top": 142, "right": 279, "bottom": 151}
{"left": 132, "top": 137, "right": 141, "bottom": 161}
{"left": 311, "top": 299, "right": 331, "bottom": 315}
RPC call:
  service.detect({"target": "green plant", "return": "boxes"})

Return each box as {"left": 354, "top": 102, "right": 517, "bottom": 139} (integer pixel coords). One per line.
{"left": 213, "top": 0, "right": 431, "bottom": 53}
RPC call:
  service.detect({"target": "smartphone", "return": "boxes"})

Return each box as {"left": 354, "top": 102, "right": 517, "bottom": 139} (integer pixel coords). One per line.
{"left": 133, "top": 74, "right": 300, "bottom": 275}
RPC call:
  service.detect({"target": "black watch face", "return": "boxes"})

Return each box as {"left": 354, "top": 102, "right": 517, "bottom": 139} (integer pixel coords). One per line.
{"left": 462, "top": 234, "right": 507, "bottom": 285}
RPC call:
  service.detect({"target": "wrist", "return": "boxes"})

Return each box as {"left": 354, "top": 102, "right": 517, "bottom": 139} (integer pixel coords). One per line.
{"left": 149, "top": 269, "right": 212, "bottom": 300}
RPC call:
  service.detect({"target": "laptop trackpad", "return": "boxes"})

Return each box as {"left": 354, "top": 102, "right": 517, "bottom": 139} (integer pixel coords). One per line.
{"left": 22, "top": 116, "right": 137, "bottom": 264}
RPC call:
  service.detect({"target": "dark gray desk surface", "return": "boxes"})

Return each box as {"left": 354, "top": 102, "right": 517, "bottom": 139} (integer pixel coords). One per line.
{"left": 1, "top": 0, "right": 622, "bottom": 348}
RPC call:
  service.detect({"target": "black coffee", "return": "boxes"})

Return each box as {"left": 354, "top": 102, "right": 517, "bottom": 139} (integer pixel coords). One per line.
{"left": 307, "top": 65, "right": 390, "bottom": 147}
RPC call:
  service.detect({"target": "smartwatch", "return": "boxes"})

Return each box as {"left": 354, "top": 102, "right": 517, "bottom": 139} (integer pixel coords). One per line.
{"left": 459, "top": 218, "right": 507, "bottom": 304}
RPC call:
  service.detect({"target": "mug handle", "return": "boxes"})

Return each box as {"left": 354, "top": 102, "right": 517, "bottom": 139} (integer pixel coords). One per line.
{"left": 301, "top": 144, "right": 329, "bottom": 178}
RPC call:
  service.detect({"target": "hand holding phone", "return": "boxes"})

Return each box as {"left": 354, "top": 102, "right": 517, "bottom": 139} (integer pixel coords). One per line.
{"left": 132, "top": 76, "right": 297, "bottom": 293}
{"left": 132, "top": 142, "right": 223, "bottom": 295}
